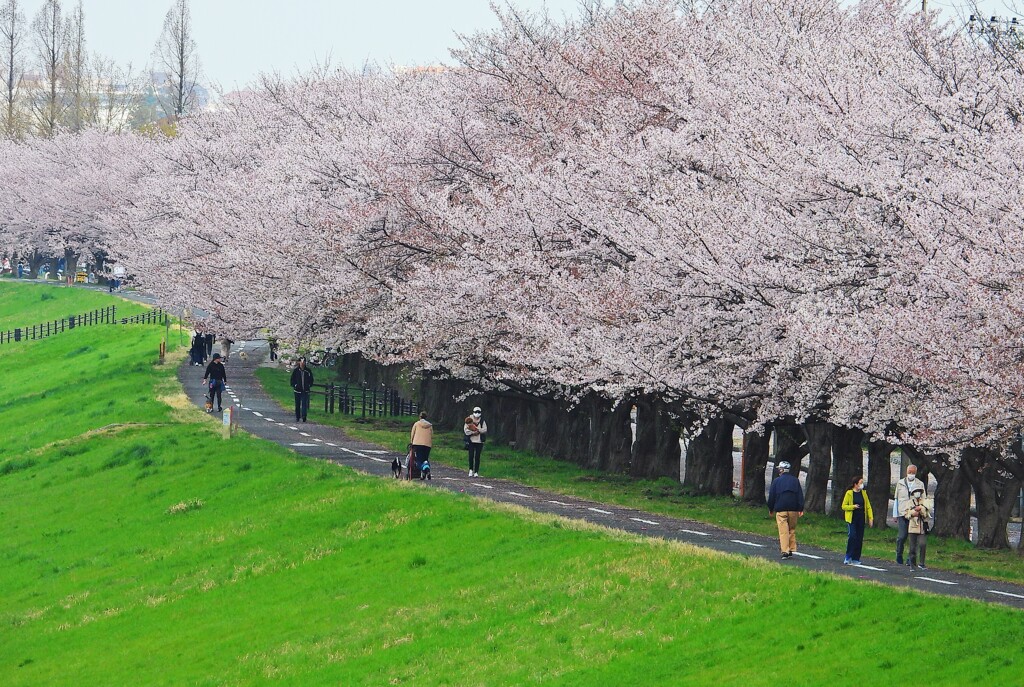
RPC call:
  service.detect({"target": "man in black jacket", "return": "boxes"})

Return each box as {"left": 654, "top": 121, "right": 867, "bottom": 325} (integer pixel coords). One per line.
{"left": 767, "top": 461, "right": 805, "bottom": 559}
{"left": 202, "top": 353, "right": 228, "bottom": 412}
{"left": 290, "top": 357, "right": 314, "bottom": 422}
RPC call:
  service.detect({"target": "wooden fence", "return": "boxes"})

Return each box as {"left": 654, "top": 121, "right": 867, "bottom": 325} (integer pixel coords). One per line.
{"left": 310, "top": 382, "right": 419, "bottom": 418}
{"left": 0, "top": 306, "right": 167, "bottom": 345}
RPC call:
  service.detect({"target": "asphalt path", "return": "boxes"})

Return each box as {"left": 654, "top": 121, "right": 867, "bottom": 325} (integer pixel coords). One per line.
{"left": 178, "top": 340, "right": 1024, "bottom": 610}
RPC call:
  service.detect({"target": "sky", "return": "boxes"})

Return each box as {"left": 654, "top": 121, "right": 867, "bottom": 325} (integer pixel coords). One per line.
{"left": 15, "top": 0, "right": 1014, "bottom": 91}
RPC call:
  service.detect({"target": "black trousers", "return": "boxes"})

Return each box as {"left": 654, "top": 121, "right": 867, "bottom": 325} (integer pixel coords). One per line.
{"left": 294, "top": 391, "right": 310, "bottom": 421}
{"left": 468, "top": 443, "right": 483, "bottom": 472}
{"left": 209, "top": 381, "right": 223, "bottom": 410}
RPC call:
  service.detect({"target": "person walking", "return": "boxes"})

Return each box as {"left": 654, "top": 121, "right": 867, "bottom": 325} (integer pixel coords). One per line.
{"left": 767, "top": 461, "right": 804, "bottom": 559}
{"left": 190, "top": 331, "right": 206, "bottom": 366}
{"left": 409, "top": 412, "right": 433, "bottom": 479}
{"left": 841, "top": 475, "right": 873, "bottom": 565}
{"left": 904, "top": 485, "right": 930, "bottom": 572}
{"left": 205, "top": 332, "right": 215, "bottom": 358}
{"left": 290, "top": 357, "right": 314, "bottom": 422}
{"left": 219, "top": 336, "right": 234, "bottom": 361}
{"left": 894, "top": 464, "right": 923, "bottom": 566}
{"left": 202, "top": 353, "right": 227, "bottom": 412}
{"left": 463, "top": 406, "right": 488, "bottom": 477}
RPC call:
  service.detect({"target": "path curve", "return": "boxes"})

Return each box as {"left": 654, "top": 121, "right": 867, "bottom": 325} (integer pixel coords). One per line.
{"left": 177, "top": 340, "right": 1024, "bottom": 610}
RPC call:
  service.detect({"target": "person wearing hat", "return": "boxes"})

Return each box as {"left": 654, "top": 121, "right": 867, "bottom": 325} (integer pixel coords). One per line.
{"left": 289, "top": 357, "right": 314, "bottom": 422}
{"left": 202, "top": 353, "right": 228, "bottom": 412}
{"left": 463, "top": 406, "right": 488, "bottom": 477}
{"left": 767, "top": 461, "right": 804, "bottom": 559}
{"left": 903, "top": 485, "right": 930, "bottom": 571}
{"left": 841, "top": 475, "right": 873, "bottom": 565}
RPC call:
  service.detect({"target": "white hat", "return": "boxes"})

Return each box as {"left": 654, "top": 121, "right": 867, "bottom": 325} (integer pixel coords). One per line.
{"left": 472, "top": 407, "right": 482, "bottom": 413}
{"left": 777, "top": 461, "right": 791, "bottom": 471}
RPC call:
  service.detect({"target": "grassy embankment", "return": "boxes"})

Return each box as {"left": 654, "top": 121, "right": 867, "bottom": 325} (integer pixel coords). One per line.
{"left": 257, "top": 367, "right": 1024, "bottom": 584}
{"left": 1, "top": 281, "right": 1022, "bottom": 686}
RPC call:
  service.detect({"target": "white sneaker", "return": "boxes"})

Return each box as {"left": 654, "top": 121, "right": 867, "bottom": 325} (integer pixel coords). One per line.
{"left": 469, "top": 471, "right": 473, "bottom": 477}
{"left": 473, "top": 471, "right": 480, "bottom": 477}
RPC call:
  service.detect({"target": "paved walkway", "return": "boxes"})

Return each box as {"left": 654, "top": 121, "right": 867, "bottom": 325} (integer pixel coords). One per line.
{"left": 178, "top": 340, "right": 1024, "bottom": 610}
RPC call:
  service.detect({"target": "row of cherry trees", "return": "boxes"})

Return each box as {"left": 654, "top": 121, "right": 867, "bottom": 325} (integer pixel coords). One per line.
{"left": 3, "top": 0, "right": 1024, "bottom": 547}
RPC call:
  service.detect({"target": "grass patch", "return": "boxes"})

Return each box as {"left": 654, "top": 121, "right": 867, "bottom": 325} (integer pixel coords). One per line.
{"left": 255, "top": 367, "right": 1024, "bottom": 584}
{"left": 1, "top": 282, "right": 1022, "bottom": 686}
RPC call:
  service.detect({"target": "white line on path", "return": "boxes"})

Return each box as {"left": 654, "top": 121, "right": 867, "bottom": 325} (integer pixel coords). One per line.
{"left": 547, "top": 500, "right": 573, "bottom": 506}
{"left": 252, "top": 411, "right": 263, "bottom": 417}
{"left": 588, "top": 508, "right": 613, "bottom": 515}
{"left": 631, "top": 518, "right": 660, "bottom": 526}
{"left": 731, "top": 540, "right": 765, "bottom": 548}
{"left": 854, "top": 564, "right": 885, "bottom": 571}
{"left": 289, "top": 426, "right": 298, "bottom": 430}
{"left": 472, "top": 483, "right": 494, "bottom": 489}
{"left": 507, "top": 491, "right": 532, "bottom": 498}
{"left": 988, "top": 590, "right": 1024, "bottom": 600}
{"left": 368, "top": 457, "right": 389, "bottom": 463}
{"left": 299, "top": 432, "right": 310, "bottom": 437}
{"left": 917, "top": 576, "right": 957, "bottom": 586}
{"left": 680, "top": 529, "right": 710, "bottom": 537}
{"left": 791, "top": 552, "right": 823, "bottom": 560}
{"left": 325, "top": 442, "right": 336, "bottom": 447}
{"left": 314, "top": 438, "right": 323, "bottom": 442}
{"left": 264, "top": 417, "right": 275, "bottom": 422}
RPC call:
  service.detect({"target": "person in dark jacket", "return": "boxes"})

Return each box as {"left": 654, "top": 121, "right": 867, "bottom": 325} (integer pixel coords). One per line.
{"left": 767, "top": 460, "right": 805, "bottom": 559}
{"left": 190, "top": 331, "right": 206, "bottom": 366}
{"left": 202, "top": 353, "right": 228, "bottom": 412}
{"left": 290, "top": 357, "right": 314, "bottom": 422}
{"left": 204, "top": 332, "right": 214, "bottom": 358}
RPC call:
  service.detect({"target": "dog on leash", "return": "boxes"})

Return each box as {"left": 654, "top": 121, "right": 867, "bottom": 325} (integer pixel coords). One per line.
{"left": 391, "top": 456, "right": 403, "bottom": 478}
{"left": 419, "top": 459, "right": 431, "bottom": 480}
{"left": 204, "top": 395, "right": 213, "bottom": 413}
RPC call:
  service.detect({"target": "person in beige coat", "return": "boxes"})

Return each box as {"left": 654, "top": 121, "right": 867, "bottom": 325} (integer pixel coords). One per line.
{"left": 903, "top": 486, "right": 930, "bottom": 572}
{"left": 409, "top": 412, "right": 433, "bottom": 477}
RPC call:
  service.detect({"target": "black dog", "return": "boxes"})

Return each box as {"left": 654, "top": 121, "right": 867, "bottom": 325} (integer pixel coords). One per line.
{"left": 391, "top": 456, "right": 403, "bottom": 478}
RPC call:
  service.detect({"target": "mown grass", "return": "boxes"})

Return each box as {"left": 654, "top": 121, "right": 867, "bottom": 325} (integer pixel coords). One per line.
{"left": 2, "top": 283, "right": 1023, "bottom": 686}
{"left": 256, "top": 367, "right": 1024, "bottom": 584}
{"left": 0, "top": 281, "right": 135, "bottom": 330}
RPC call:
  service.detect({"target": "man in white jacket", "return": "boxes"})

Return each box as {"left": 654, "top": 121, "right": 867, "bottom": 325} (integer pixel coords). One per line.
{"left": 894, "top": 464, "right": 923, "bottom": 566}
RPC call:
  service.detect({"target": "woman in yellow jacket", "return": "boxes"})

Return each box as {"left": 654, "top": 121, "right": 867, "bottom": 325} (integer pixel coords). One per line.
{"left": 841, "top": 476, "right": 873, "bottom": 565}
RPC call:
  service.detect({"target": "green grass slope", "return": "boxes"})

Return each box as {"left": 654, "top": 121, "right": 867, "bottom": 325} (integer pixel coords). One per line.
{"left": 1, "top": 283, "right": 1022, "bottom": 686}
{"left": 255, "top": 368, "right": 1024, "bottom": 584}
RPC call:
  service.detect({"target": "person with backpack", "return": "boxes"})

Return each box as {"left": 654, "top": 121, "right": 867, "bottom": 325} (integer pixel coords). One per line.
{"left": 904, "top": 485, "right": 930, "bottom": 571}
{"left": 767, "top": 461, "right": 804, "bottom": 559}
{"left": 463, "top": 406, "right": 488, "bottom": 477}
{"left": 894, "top": 464, "right": 923, "bottom": 566}
{"left": 290, "top": 357, "right": 314, "bottom": 422}
{"left": 841, "top": 475, "right": 873, "bottom": 565}
{"left": 202, "top": 353, "right": 227, "bottom": 412}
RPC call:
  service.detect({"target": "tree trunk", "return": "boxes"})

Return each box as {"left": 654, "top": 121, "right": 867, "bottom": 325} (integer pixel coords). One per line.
{"left": 587, "top": 399, "right": 633, "bottom": 473}
{"left": 925, "top": 454, "right": 971, "bottom": 541}
{"left": 773, "top": 424, "right": 808, "bottom": 471}
{"left": 683, "top": 417, "right": 735, "bottom": 496}
{"left": 831, "top": 426, "right": 865, "bottom": 517}
{"left": 866, "top": 441, "right": 893, "bottom": 529}
{"left": 741, "top": 429, "right": 771, "bottom": 506}
{"left": 631, "top": 397, "right": 681, "bottom": 480}
{"left": 803, "top": 422, "right": 833, "bottom": 514}
{"left": 961, "top": 447, "right": 1021, "bottom": 549}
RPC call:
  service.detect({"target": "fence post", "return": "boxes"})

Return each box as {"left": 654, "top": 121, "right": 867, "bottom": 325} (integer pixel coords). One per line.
{"left": 329, "top": 383, "right": 335, "bottom": 413}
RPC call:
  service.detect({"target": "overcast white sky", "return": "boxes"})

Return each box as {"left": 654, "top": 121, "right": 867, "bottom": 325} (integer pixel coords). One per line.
{"left": 15, "top": 0, "right": 1014, "bottom": 90}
